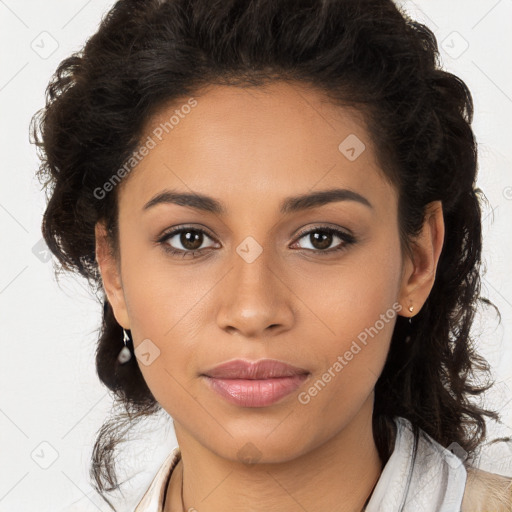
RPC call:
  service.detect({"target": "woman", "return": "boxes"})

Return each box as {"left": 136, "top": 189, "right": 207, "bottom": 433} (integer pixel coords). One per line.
{"left": 32, "top": 0, "right": 512, "bottom": 510}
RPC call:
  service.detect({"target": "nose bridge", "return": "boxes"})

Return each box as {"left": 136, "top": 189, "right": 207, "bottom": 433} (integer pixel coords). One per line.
{"left": 215, "top": 237, "right": 293, "bottom": 337}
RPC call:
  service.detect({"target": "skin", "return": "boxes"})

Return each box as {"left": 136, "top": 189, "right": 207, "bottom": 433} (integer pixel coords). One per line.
{"left": 95, "top": 81, "right": 445, "bottom": 512}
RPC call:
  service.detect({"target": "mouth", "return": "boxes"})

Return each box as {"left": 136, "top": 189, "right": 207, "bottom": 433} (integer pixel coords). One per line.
{"left": 200, "top": 359, "right": 310, "bottom": 407}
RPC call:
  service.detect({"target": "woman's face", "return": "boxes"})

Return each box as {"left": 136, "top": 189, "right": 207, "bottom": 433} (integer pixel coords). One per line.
{"left": 97, "top": 81, "right": 436, "bottom": 463}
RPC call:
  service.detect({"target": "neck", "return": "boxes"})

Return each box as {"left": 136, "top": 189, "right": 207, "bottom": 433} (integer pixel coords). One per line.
{"left": 165, "top": 396, "right": 382, "bottom": 512}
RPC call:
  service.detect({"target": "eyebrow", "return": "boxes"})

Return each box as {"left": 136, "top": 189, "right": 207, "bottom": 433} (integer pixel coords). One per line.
{"left": 142, "top": 187, "right": 373, "bottom": 214}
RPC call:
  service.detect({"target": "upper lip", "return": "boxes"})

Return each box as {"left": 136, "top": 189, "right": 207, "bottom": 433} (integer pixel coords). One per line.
{"left": 202, "top": 359, "right": 310, "bottom": 379}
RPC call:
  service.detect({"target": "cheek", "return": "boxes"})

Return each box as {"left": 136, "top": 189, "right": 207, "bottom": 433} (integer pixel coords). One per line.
{"left": 299, "top": 232, "right": 403, "bottom": 404}
{"left": 303, "top": 225, "right": 403, "bottom": 343}
{"left": 119, "top": 225, "right": 212, "bottom": 341}
{"left": 122, "top": 270, "right": 205, "bottom": 416}
{"left": 122, "top": 265, "right": 210, "bottom": 358}
{"left": 298, "top": 294, "right": 399, "bottom": 436}
{"left": 118, "top": 244, "right": 220, "bottom": 410}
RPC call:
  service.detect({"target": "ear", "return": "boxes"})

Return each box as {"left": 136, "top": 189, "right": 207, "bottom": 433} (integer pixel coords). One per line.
{"left": 95, "top": 220, "right": 130, "bottom": 329}
{"left": 398, "top": 200, "right": 445, "bottom": 317}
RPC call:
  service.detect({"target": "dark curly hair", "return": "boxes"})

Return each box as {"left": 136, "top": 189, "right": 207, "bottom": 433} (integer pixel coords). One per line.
{"left": 31, "top": 0, "right": 508, "bottom": 509}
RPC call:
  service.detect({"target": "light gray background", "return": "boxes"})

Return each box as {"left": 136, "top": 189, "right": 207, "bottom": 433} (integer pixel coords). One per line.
{"left": 1, "top": 1, "right": 511, "bottom": 511}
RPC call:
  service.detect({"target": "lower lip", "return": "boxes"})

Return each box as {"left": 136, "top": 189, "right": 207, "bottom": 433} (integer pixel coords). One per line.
{"left": 202, "top": 374, "right": 309, "bottom": 407}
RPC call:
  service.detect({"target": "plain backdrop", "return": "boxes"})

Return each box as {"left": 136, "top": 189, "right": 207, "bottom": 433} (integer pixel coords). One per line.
{"left": 1, "top": 1, "right": 511, "bottom": 511}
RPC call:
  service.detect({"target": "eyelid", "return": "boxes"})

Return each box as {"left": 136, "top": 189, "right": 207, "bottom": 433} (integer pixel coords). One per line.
{"left": 157, "top": 224, "right": 218, "bottom": 243}
{"left": 292, "top": 223, "right": 355, "bottom": 242}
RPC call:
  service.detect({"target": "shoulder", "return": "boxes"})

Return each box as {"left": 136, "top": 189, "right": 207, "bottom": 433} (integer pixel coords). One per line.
{"left": 461, "top": 466, "right": 512, "bottom": 512}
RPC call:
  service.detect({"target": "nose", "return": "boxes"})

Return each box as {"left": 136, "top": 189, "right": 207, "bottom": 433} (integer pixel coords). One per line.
{"left": 215, "top": 245, "right": 294, "bottom": 339}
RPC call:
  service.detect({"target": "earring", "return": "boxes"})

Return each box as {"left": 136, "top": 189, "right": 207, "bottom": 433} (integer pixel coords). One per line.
{"left": 118, "top": 329, "right": 132, "bottom": 364}
{"left": 404, "top": 305, "right": 414, "bottom": 343}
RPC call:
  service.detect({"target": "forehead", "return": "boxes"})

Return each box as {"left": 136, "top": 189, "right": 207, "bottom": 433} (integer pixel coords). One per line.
{"left": 118, "top": 81, "right": 395, "bottom": 213}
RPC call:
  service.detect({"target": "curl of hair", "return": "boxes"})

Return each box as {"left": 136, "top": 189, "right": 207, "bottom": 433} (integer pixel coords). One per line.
{"left": 31, "top": 0, "right": 507, "bottom": 508}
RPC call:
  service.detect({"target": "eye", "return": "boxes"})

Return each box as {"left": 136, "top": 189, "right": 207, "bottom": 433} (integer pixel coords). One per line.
{"left": 291, "top": 226, "right": 356, "bottom": 254}
{"left": 158, "top": 226, "right": 219, "bottom": 258}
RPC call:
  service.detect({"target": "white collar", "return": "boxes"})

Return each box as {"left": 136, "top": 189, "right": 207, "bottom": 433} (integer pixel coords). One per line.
{"left": 134, "top": 446, "right": 181, "bottom": 512}
{"left": 366, "top": 416, "right": 467, "bottom": 511}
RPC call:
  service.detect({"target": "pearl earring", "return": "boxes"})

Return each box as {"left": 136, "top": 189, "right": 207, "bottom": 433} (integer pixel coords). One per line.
{"left": 118, "top": 329, "right": 132, "bottom": 364}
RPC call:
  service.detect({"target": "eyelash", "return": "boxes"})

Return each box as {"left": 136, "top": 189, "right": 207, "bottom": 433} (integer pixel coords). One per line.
{"left": 157, "top": 225, "right": 356, "bottom": 259}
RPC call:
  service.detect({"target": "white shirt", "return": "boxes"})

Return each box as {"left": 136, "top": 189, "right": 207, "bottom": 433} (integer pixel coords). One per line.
{"left": 134, "top": 416, "right": 467, "bottom": 512}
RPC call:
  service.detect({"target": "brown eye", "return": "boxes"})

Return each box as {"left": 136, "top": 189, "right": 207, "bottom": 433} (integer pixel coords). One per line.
{"left": 159, "top": 227, "right": 218, "bottom": 257}
{"left": 178, "top": 230, "right": 204, "bottom": 250}
{"left": 307, "top": 231, "right": 334, "bottom": 250}
{"left": 293, "top": 226, "right": 356, "bottom": 254}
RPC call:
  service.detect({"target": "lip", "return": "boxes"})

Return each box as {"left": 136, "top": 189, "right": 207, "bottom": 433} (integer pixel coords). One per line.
{"left": 201, "top": 358, "right": 310, "bottom": 379}
{"left": 201, "top": 359, "right": 310, "bottom": 407}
